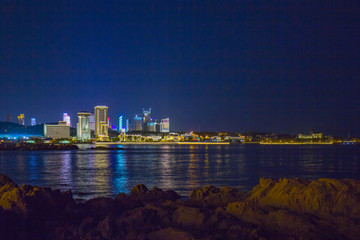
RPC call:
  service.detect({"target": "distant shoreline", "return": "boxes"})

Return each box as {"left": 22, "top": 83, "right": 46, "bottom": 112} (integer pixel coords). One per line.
{"left": 94, "top": 142, "right": 231, "bottom": 145}
{"left": 259, "top": 142, "right": 334, "bottom": 145}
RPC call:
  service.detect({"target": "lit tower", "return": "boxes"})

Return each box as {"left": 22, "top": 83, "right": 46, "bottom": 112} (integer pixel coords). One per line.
{"left": 119, "top": 115, "right": 123, "bottom": 132}
{"left": 31, "top": 118, "right": 36, "bottom": 126}
{"left": 63, "top": 113, "right": 71, "bottom": 126}
{"left": 94, "top": 106, "right": 109, "bottom": 138}
{"left": 160, "top": 118, "right": 170, "bottom": 133}
{"left": 77, "top": 112, "right": 91, "bottom": 140}
{"left": 17, "top": 114, "right": 25, "bottom": 125}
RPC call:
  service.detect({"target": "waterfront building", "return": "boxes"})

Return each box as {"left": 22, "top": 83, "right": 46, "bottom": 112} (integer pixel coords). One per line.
{"left": 95, "top": 106, "right": 109, "bottom": 138}
{"left": 126, "top": 118, "right": 131, "bottom": 132}
{"left": 160, "top": 118, "right": 170, "bottom": 132}
{"left": 155, "top": 122, "right": 161, "bottom": 132}
{"left": 143, "top": 108, "right": 151, "bottom": 123}
{"left": 134, "top": 115, "right": 143, "bottom": 131}
{"left": 44, "top": 121, "right": 70, "bottom": 139}
{"left": 63, "top": 113, "right": 71, "bottom": 127}
{"left": 77, "top": 112, "right": 91, "bottom": 140}
{"left": 118, "top": 115, "right": 123, "bottom": 132}
{"left": 147, "top": 122, "right": 156, "bottom": 132}
{"left": 100, "top": 122, "right": 109, "bottom": 138}
{"left": 31, "top": 118, "right": 36, "bottom": 126}
{"left": 17, "top": 114, "right": 25, "bottom": 125}
{"left": 298, "top": 132, "right": 324, "bottom": 139}
{"left": 89, "top": 113, "right": 95, "bottom": 130}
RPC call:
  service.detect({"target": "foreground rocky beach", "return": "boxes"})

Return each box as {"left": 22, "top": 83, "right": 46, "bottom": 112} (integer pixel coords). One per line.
{"left": 0, "top": 174, "right": 360, "bottom": 240}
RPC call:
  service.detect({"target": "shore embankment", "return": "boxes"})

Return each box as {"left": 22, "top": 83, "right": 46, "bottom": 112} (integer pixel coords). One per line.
{"left": 0, "top": 143, "right": 78, "bottom": 151}
{"left": 0, "top": 174, "right": 360, "bottom": 240}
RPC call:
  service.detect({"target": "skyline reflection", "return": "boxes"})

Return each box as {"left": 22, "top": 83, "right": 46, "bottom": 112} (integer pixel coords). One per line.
{"left": 0, "top": 145, "right": 360, "bottom": 200}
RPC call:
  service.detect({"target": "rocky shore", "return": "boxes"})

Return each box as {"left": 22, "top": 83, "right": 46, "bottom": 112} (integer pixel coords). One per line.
{"left": 1, "top": 174, "right": 360, "bottom": 240}
{"left": 0, "top": 143, "right": 78, "bottom": 151}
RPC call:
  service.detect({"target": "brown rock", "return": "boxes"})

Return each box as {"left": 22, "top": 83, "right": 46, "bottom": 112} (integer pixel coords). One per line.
{"left": 83, "top": 197, "right": 115, "bottom": 219}
{"left": 96, "top": 215, "right": 115, "bottom": 239}
{"left": 148, "top": 227, "right": 196, "bottom": 240}
{"left": 172, "top": 206, "right": 205, "bottom": 227}
{"left": 78, "top": 217, "right": 97, "bottom": 238}
{"left": 0, "top": 174, "right": 14, "bottom": 187}
{"left": 130, "top": 184, "right": 148, "bottom": 200}
{"left": 115, "top": 192, "right": 142, "bottom": 209}
{"left": 190, "top": 185, "right": 243, "bottom": 207}
{"left": 129, "top": 184, "right": 180, "bottom": 203}
{"left": 248, "top": 178, "right": 360, "bottom": 219}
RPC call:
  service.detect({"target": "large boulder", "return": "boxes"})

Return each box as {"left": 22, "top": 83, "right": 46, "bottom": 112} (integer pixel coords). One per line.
{"left": 130, "top": 184, "right": 180, "bottom": 203}
{"left": 172, "top": 206, "right": 205, "bottom": 228}
{"left": 0, "top": 181, "right": 74, "bottom": 217}
{"left": 226, "top": 178, "right": 360, "bottom": 240}
{"left": 247, "top": 178, "right": 360, "bottom": 219}
{"left": 0, "top": 174, "right": 14, "bottom": 187}
{"left": 190, "top": 185, "right": 244, "bottom": 207}
{"left": 147, "top": 227, "right": 196, "bottom": 240}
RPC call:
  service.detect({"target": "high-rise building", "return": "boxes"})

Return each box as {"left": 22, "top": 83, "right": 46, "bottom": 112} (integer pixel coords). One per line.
{"left": 17, "top": 114, "right": 25, "bottom": 125}
{"left": 89, "top": 113, "right": 95, "bottom": 130}
{"left": 94, "top": 106, "right": 109, "bottom": 138}
{"left": 160, "top": 118, "right": 170, "bottom": 133}
{"left": 31, "top": 118, "right": 36, "bottom": 126}
{"left": 118, "top": 115, "right": 123, "bottom": 132}
{"left": 134, "top": 115, "right": 143, "bottom": 131}
{"left": 77, "top": 112, "right": 91, "bottom": 140}
{"left": 63, "top": 113, "right": 71, "bottom": 127}
{"left": 126, "top": 118, "right": 131, "bottom": 132}
{"left": 143, "top": 108, "right": 151, "bottom": 123}
{"left": 6, "top": 114, "right": 11, "bottom": 122}
{"left": 147, "top": 122, "right": 156, "bottom": 132}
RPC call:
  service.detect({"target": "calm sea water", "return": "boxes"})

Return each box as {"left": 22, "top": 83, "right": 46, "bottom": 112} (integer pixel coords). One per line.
{"left": 1, "top": 144, "right": 359, "bottom": 201}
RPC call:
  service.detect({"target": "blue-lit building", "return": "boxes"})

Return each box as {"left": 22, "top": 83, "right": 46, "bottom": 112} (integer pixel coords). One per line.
{"left": 31, "top": 118, "right": 36, "bottom": 126}
{"left": 126, "top": 118, "right": 131, "bottom": 132}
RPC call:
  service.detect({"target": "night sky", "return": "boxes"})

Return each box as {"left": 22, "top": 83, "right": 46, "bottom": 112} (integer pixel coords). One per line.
{"left": 1, "top": 1, "right": 359, "bottom": 136}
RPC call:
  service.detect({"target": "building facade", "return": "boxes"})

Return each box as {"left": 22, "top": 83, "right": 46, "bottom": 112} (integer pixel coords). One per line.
{"left": 63, "top": 113, "right": 71, "bottom": 127}
{"left": 44, "top": 121, "right": 70, "bottom": 139}
{"left": 94, "top": 106, "right": 109, "bottom": 138}
{"left": 77, "top": 112, "right": 91, "bottom": 140}
{"left": 134, "top": 115, "right": 143, "bottom": 131}
{"left": 89, "top": 113, "right": 95, "bottom": 130}
{"left": 17, "top": 114, "right": 25, "bottom": 125}
{"left": 118, "top": 115, "right": 123, "bottom": 132}
{"left": 31, "top": 118, "right": 36, "bottom": 126}
{"left": 160, "top": 118, "right": 170, "bottom": 132}
{"left": 126, "top": 118, "right": 131, "bottom": 132}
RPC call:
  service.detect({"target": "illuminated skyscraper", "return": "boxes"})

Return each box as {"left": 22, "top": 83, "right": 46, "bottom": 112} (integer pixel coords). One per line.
{"left": 89, "top": 113, "right": 95, "bottom": 130}
{"left": 63, "top": 113, "right": 70, "bottom": 126}
{"left": 31, "top": 118, "right": 36, "bottom": 126}
{"left": 126, "top": 118, "right": 131, "bottom": 132}
{"left": 17, "top": 114, "right": 25, "bottom": 125}
{"left": 143, "top": 108, "right": 151, "bottom": 123}
{"left": 118, "top": 115, "right": 123, "bottom": 132}
{"left": 77, "top": 112, "right": 91, "bottom": 140}
{"left": 94, "top": 106, "right": 108, "bottom": 138}
{"left": 134, "top": 115, "right": 143, "bottom": 131}
{"left": 160, "top": 118, "right": 170, "bottom": 132}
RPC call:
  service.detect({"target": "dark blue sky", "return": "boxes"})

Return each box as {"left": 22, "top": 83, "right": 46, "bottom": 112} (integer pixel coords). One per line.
{"left": 1, "top": 1, "right": 359, "bottom": 136}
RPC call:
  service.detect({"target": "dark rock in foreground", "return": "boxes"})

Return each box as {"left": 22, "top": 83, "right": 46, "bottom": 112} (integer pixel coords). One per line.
{"left": 1, "top": 174, "right": 360, "bottom": 240}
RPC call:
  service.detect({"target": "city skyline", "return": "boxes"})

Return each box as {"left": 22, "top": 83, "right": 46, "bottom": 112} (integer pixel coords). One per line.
{"left": 1, "top": 1, "right": 359, "bottom": 136}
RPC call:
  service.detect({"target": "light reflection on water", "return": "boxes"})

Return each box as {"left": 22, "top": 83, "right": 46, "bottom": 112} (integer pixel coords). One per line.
{"left": 1, "top": 144, "right": 360, "bottom": 200}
